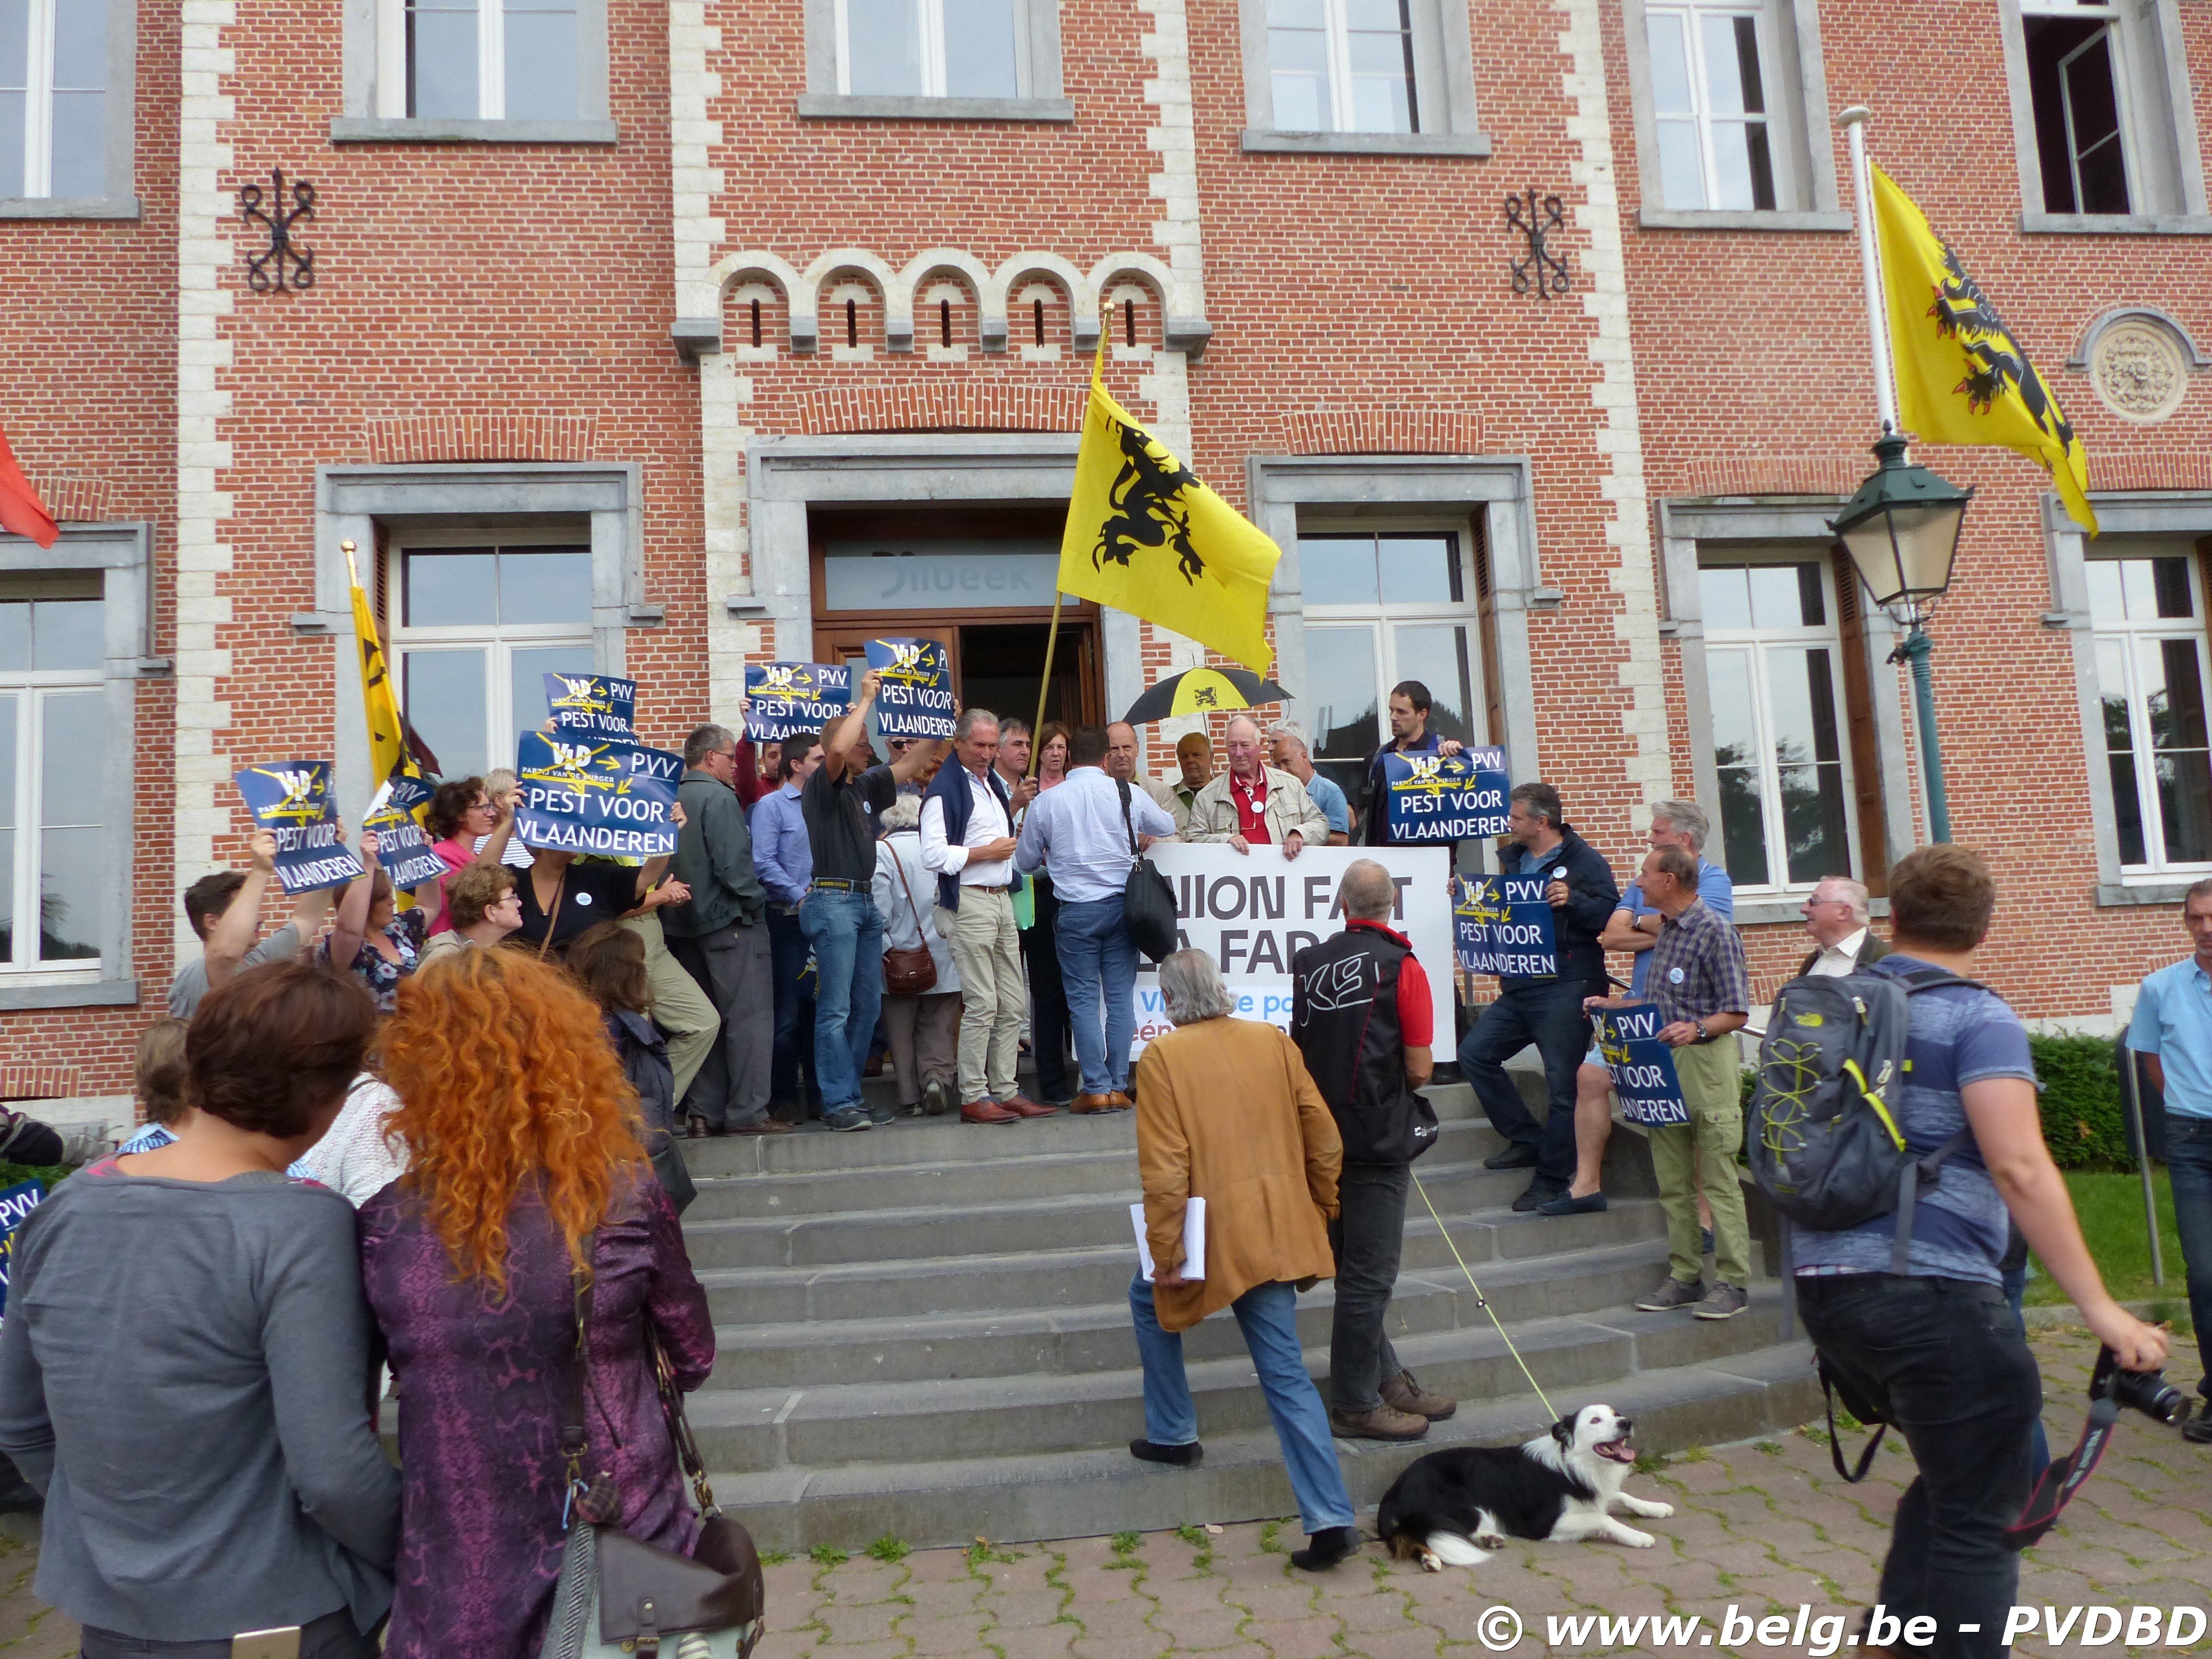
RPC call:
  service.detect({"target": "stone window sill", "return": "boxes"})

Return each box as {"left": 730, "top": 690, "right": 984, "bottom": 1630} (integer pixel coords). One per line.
{"left": 2096, "top": 880, "right": 2200, "bottom": 906}
{"left": 2020, "top": 211, "right": 2212, "bottom": 236}
{"left": 795, "top": 94, "right": 1074, "bottom": 123}
{"left": 1730, "top": 896, "right": 1890, "bottom": 928}
{"left": 1637, "top": 207, "right": 1851, "bottom": 232}
{"left": 329, "top": 117, "right": 620, "bottom": 145}
{"left": 0, "top": 196, "right": 142, "bottom": 221}
{"left": 1240, "top": 129, "right": 1493, "bottom": 157}
{"left": 0, "top": 977, "right": 137, "bottom": 1010}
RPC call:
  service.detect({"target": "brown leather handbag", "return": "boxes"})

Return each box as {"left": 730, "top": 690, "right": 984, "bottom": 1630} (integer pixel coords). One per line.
{"left": 881, "top": 839, "right": 939, "bottom": 997}
{"left": 539, "top": 1248, "right": 764, "bottom": 1659}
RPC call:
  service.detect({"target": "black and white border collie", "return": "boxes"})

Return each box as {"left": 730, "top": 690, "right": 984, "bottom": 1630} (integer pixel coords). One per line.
{"left": 1375, "top": 1405, "right": 1675, "bottom": 1569}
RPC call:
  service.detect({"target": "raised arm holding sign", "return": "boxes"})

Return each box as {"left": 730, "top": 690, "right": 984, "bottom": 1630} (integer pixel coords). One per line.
{"left": 544, "top": 671, "right": 637, "bottom": 740}
{"left": 233, "top": 761, "right": 365, "bottom": 894}
{"left": 743, "top": 662, "right": 851, "bottom": 742}
{"left": 1381, "top": 748, "right": 1509, "bottom": 843}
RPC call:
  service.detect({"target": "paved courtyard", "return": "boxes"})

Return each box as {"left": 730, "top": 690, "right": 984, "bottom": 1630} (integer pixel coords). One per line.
{"left": 0, "top": 1329, "right": 2204, "bottom": 1656}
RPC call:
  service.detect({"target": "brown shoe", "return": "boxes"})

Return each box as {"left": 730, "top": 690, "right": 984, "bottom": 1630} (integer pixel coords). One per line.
{"left": 727, "top": 1117, "right": 797, "bottom": 1136}
{"left": 961, "top": 1098, "right": 1020, "bottom": 1125}
{"left": 1381, "top": 1370, "right": 1458, "bottom": 1421}
{"left": 1329, "top": 1404, "right": 1430, "bottom": 1442}
{"left": 1106, "top": 1091, "right": 1134, "bottom": 1109}
{"left": 998, "top": 1092, "right": 1058, "bottom": 1118}
{"left": 1071, "top": 1093, "right": 1120, "bottom": 1114}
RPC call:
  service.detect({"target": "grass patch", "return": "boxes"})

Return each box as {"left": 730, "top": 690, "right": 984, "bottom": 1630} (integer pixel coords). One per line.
{"left": 1754, "top": 1439, "right": 1783, "bottom": 1457}
{"left": 1110, "top": 1530, "right": 1141, "bottom": 1554}
{"left": 865, "top": 1533, "right": 910, "bottom": 1564}
{"left": 2025, "top": 1169, "right": 2192, "bottom": 1325}
{"left": 1632, "top": 1450, "right": 1667, "bottom": 1475}
{"left": 1259, "top": 1520, "right": 1285, "bottom": 1553}
{"left": 1174, "top": 1524, "right": 1206, "bottom": 1546}
{"left": 1679, "top": 1444, "right": 1711, "bottom": 1463}
{"left": 808, "top": 1543, "right": 848, "bottom": 1567}
{"left": 760, "top": 1548, "right": 792, "bottom": 1566}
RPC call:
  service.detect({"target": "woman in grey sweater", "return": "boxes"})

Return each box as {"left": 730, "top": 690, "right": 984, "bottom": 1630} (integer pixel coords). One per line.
{"left": 0, "top": 961, "right": 401, "bottom": 1658}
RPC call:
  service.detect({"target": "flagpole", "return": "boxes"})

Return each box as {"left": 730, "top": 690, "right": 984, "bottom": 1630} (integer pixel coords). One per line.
{"left": 1838, "top": 106, "right": 1899, "bottom": 437}
{"left": 1034, "top": 321, "right": 1113, "bottom": 778}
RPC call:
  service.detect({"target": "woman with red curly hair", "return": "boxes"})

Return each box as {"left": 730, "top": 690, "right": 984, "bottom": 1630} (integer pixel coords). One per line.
{"left": 359, "top": 948, "right": 714, "bottom": 1658}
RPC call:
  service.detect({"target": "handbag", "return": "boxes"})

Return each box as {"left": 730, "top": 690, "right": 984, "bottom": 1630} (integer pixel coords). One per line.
{"left": 1117, "top": 780, "right": 1180, "bottom": 964}
{"left": 538, "top": 1244, "right": 764, "bottom": 1659}
{"left": 881, "top": 842, "right": 939, "bottom": 997}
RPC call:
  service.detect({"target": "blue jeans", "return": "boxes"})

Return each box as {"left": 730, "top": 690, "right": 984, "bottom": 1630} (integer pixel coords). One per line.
{"left": 1458, "top": 978, "right": 1595, "bottom": 1187}
{"left": 2167, "top": 1113, "right": 2212, "bottom": 1403}
{"left": 1056, "top": 896, "right": 1137, "bottom": 1095}
{"left": 1128, "top": 1274, "right": 1355, "bottom": 1535}
{"left": 800, "top": 889, "right": 883, "bottom": 1112}
{"left": 766, "top": 908, "right": 821, "bottom": 1114}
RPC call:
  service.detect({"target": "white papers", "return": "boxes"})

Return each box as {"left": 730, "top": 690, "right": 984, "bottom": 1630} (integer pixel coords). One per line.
{"left": 1131, "top": 1197, "right": 1207, "bottom": 1284}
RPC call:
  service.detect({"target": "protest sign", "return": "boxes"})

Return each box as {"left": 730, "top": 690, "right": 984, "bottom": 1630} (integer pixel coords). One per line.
{"left": 1127, "top": 844, "right": 1451, "bottom": 1056}
{"left": 1594, "top": 1004, "right": 1689, "bottom": 1126}
{"left": 865, "top": 638, "right": 956, "bottom": 739}
{"left": 234, "top": 761, "right": 366, "bottom": 893}
{"left": 544, "top": 672, "right": 637, "bottom": 740}
{"left": 513, "top": 732, "right": 681, "bottom": 858}
{"left": 362, "top": 777, "right": 450, "bottom": 891}
{"left": 1453, "top": 874, "right": 1558, "bottom": 977}
{"left": 744, "top": 661, "right": 852, "bottom": 742}
{"left": 0, "top": 1180, "right": 45, "bottom": 1324}
{"left": 1382, "top": 747, "right": 1510, "bottom": 842}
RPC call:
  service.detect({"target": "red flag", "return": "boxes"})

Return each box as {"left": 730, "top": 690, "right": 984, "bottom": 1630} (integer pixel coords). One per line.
{"left": 0, "top": 422, "right": 59, "bottom": 549}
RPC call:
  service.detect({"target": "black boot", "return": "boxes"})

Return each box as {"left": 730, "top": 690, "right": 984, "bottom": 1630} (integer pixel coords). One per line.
{"left": 1128, "top": 1438, "right": 1203, "bottom": 1467}
{"left": 1290, "top": 1525, "right": 1359, "bottom": 1571}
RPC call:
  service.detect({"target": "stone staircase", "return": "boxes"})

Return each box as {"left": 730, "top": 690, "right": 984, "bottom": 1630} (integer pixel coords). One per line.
{"left": 677, "top": 1073, "right": 1821, "bottom": 1552}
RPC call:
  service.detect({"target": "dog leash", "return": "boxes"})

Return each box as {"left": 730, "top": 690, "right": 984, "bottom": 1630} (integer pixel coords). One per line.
{"left": 1411, "top": 1168, "right": 1559, "bottom": 1422}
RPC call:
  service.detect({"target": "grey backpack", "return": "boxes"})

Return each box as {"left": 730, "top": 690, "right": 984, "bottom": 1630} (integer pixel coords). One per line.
{"left": 1747, "top": 965, "right": 1978, "bottom": 1274}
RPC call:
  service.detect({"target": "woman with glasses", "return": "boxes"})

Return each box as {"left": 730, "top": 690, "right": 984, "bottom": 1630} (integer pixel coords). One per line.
{"left": 424, "top": 776, "right": 500, "bottom": 934}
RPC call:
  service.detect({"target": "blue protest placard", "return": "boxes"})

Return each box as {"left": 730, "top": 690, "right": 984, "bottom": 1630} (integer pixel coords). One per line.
{"left": 234, "top": 761, "right": 366, "bottom": 893}
{"left": 363, "top": 776, "right": 449, "bottom": 891}
{"left": 1453, "top": 875, "right": 1558, "bottom": 977}
{"left": 0, "top": 1179, "right": 45, "bottom": 1325}
{"left": 1383, "top": 747, "right": 1510, "bottom": 842}
{"left": 743, "top": 662, "right": 852, "bottom": 742}
{"left": 865, "top": 638, "right": 956, "bottom": 739}
{"left": 1595, "top": 1004, "right": 1689, "bottom": 1126}
{"left": 513, "top": 732, "right": 682, "bottom": 858}
{"left": 544, "top": 672, "right": 638, "bottom": 740}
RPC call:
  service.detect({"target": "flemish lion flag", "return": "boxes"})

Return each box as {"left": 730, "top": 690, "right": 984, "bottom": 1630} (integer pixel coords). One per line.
{"left": 1058, "top": 353, "right": 1282, "bottom": 674}
{"left": 347, "top": 555, "right": 437, "bottom": 789}
{"left": 0, "top": 420, "right": 58, "bottom": 550}
{"left": 1870, "top": 164, "right": 2096, "bottom": 535}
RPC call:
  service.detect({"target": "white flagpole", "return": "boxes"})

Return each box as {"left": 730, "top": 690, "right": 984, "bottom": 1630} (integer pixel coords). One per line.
{"left": 1838, "top": 106, "right": 1900, "bottom": 437}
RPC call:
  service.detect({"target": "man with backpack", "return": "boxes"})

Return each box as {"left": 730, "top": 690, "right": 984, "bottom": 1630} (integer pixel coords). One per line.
{"left": 1757, "top": 844, "right": 2166, "bottom": 1659}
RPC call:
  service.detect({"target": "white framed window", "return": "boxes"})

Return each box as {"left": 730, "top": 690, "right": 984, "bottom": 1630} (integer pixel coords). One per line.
{"left": 1264, "top": 0, "right": 1417, "bottom": 134}
{"left": 836, "top": 0, "right": 1024, "bottom": 99}
{"left": 0, "top": 583, "right": 105, "bottom": 973}
{"left": 1644, "top": 1, "right": 1777, "bottom": 212}
{"left": 1699, "top": 556, "right": 1858, "bottom": 892}
{"left": 1, "top": 0, "right": 108, "bottom": 200}
{"left": 395, "top": 0, "right": 580, "bottom": 121}
{"left": 1297, "top": 528, "right": 1485, "bottom": 808}
{"left": 2088, "top": 549, "right": 2212, "bottom": 874}
{"left": 2021, "top": 0, "right": 2135, "bottom": 215}
{"left": 387, "top": 534, "right": 595, "bottom": 779}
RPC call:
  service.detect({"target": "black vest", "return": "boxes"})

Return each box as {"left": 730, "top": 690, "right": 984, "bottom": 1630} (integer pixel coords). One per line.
{"left": 1290, "top": 926, "right": 1440, "bottom": 1166}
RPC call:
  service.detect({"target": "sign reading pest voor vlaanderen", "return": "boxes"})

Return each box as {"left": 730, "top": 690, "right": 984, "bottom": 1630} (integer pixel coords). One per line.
{"left": 1595, "top": 1003, "right": 1689, "bottom": 1126}
{"left": 1382, "top": 748, "right": 1510, "bottom": 842}
{"left": 544, "top": 672, "right": 638, "bottom": 741}
{"left": 0, "top": 1179, "right": 44, "bottom": 1325}
{"left": 233, "top": 760, "right": 367, "bottom": 893}
{"left": 864, "top": 638, "right": 956, "bottom": 739}
{"left": 363, "top": 773, "right": 450, "bottom": 890}
{"left": 1453, "top": 874, "right": 1558, "bottom": 977}
{"left": 743, "top": 662, "right": 853, "bottom": 742}
{"left": 513, "top": 731, "right": 682, "bottom": 858}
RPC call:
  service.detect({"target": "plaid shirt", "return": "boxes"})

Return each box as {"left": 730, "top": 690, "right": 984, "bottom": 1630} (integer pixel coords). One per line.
{"left": 1645, "top": 896, "right": 1750, "bottom": 1030}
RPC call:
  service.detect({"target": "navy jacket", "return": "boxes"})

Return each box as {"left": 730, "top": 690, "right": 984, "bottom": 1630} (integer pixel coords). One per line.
{"left": 920, "top": 760, "right": 1021, "bottom": 912}
{"left": 1498, "top": 826, "right": 1619, "bottom": 989}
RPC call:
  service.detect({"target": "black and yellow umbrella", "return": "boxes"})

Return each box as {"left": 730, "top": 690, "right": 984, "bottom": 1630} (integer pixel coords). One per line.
{"left": 1123, "top": 667, "right": 1291, "bottom": 724}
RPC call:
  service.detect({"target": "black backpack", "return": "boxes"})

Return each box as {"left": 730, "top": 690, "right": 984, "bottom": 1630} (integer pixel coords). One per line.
{"left": 1746, "top": 964, "right": 1981, "bottom": 1275}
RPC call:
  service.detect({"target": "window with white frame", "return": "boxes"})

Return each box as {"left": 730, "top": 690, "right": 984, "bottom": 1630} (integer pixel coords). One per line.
{"left": 1298, "top": 529, "right": 1484, "bottom": 808}
{"left": 1644, "top": 1, "right": 1776, "bottom": 211}
{"left": 1, "top": 0, "right": 107, "bottom": 200}
{"left": 2022, "top": 0, "right": 2132, "bottom": 215}
{"left": 837, "top": 0, "right": 1022, "bottom": 99}
{"left": 1699, "top": 558, "right": 1856, "bottom": 890}
{"left": 404, "top": 0, "right": 578, "bottom": 121}
{"left": 2088, "top": 550, "right": 2212, "bottom": 873}
{"left": 0, "top": 583, "right": 105, "bottom": 971}
{"left": 389, "top": 538, "right": 594, "bottom": 779}
{"left": 1264, "top": 0, "right": 1418, "bottom": 134}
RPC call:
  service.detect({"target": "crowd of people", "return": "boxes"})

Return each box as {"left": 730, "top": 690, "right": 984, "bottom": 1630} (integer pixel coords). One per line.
{"left": 0, "top": 669, "right": 2203, "bottom": 1653}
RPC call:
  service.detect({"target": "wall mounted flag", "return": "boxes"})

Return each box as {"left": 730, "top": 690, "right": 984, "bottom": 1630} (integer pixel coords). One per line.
{"left": 1871, "top": 164, "right": 2095, "bottom": 535}
{"left": 0, "top": 422, "right": 56, "bottom": 550}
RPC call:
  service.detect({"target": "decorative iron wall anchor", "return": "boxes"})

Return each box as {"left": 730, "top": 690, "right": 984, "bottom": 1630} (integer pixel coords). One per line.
{"left": 1505, "top": 189, "right": 1571, "bottom": 300}
{"left": 239, "top": 168, "right": 316, "bottom": 294}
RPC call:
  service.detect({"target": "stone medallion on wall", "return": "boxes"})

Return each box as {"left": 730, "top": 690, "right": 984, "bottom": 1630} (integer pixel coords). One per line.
{"left": 2088, "top": 316, "right": 2190, "bottom": 424}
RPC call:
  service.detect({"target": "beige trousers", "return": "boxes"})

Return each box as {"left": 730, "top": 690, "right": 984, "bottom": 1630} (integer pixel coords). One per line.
{"left": 620, "top": 912, "right": 720, "bottom": 1103}
{"left": 938, "top": 886, "right": 1025, "bottom": 1102}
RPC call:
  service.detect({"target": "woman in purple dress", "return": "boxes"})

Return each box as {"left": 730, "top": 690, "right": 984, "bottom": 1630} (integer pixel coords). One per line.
{"left": 359, "top": 947, "right": 714, "bottom": 1658}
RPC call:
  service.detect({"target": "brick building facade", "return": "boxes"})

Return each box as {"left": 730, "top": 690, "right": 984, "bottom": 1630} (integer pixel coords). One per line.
{"left": 2, "top": 0, "right": 2207, "bottom": 1099}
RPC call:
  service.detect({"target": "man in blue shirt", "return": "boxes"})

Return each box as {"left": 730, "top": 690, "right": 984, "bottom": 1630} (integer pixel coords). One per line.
{"left": 1268, "top": 721, "right": 1350, "bottom": 844}
{"left": 2124, "top": 877, "right": 2212, "bottom": 1442}
{"left": 1541, "top": 800, "right": 1731, "bottom": 1218}
{"left": 749, "top": 733, "right": 823, "bottom": 1122}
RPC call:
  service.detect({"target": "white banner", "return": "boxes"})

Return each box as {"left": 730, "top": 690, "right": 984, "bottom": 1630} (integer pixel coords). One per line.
{"left": 1129, "top": 843, "right": 1453, "bottom": 1055}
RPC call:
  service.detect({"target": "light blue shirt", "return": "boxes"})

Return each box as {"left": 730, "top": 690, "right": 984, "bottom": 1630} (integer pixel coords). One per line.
{"left": 2127, "top": 955, "right": 2212, "bottom": 1120}
{"left": 1619, "top": 859, "right": 1733, "bottom": 997}
{"left": 1302, "top": 771, "right": 1350, "bottom": 837}
{"left": 1015, "top": 766, "right": 1176, "bottom": 905}
{"left": 748, "top": 783, "right": 813, "bottom": 906}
